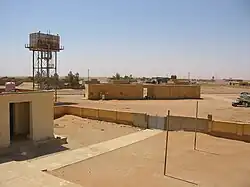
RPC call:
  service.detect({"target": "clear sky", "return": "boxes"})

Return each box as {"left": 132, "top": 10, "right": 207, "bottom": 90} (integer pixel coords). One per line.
{"left": 0, "top": 0, "right": 249, "bottom": 79}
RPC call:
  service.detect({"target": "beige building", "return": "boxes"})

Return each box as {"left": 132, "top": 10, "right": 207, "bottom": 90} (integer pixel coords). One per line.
{"left": 0, "top": 91, "right": 54, "bottom": 148}
{"left": 86, "top": 83, "right": 201, "bottom": 100}
{"left": 144, "top": 85, "right": 200, "bottom": 99}
{"left": 86, "top": 83, "right": 144, "bottom": 100}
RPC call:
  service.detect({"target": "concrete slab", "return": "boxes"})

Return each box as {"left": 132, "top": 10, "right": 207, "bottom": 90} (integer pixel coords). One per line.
{"left": 0, "top": 161, "right": 81, "bottom": 187}
{"left": 0, "top": 129, "right": 161, "bottom": 187}
{"left": 28, "top": 129, "right": 162, "bottom": 171}
{"left": 50, "top": 132, "right": 250, "bottom": 187}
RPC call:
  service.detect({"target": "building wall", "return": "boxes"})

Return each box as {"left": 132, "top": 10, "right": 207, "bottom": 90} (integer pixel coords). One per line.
{"left": 87, "top": 84, "right": 200, "bottom": 100}
{"left": 0, "top": 91, "right": 54, "bottom": 148}
{"left": 144, "top": 85, "right": 200, "bottom": 99}
{"left": 110, "top": 79, "right": 130, "bottom": 84}
{"left": 87, "top": 84, "right": 144, "bottom": 100}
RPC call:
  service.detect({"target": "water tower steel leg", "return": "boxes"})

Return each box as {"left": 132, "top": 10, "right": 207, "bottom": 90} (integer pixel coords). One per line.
{"left": 46, "top": 51, "right": 49, "bottom": 78}
{"left": 55, "top": 52, "right": 57, "bottom": 74}
{"left": 32, "top": 51, "right": 35, "bottom": 90}
{"left": 55, "top": 52, "right": 58, "bottom": 102}
{"left": 37, "top": 51, "right": 40, "bottom": 89}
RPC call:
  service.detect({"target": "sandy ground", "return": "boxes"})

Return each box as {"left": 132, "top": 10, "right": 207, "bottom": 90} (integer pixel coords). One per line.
{"left": 201, "top": 85, "right": 250, "bottom": 94}
{"left": 49, "top": 131, "right": 250, "bottom": 187}
{"left": 54, "top": 115, "right": 141, "bottom": 149}
{"left": 58, "top": 93, "right": 250, "bottom": 123}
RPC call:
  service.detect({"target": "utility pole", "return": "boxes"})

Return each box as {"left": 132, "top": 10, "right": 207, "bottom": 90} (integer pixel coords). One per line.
{"left": 88, "top": 69, "right": 90, "bottom": 82}
{"left": 164, "top": 110, "right": 170, "bottom": 175}
{"left": 193, "top": 101, "right": 199, "bottom": 150}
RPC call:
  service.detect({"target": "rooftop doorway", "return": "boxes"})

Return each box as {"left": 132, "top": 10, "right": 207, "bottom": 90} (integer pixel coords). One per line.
{"left": 9, "top": 102, "right": 31, "bottom": 142}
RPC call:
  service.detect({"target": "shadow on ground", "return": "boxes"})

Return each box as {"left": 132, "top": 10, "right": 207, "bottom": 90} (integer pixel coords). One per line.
{"left": 54, "top": 102, "right": 78, "bottom": 106}
{"left": 0, "top": 142, "right": 69, "bottom": 164}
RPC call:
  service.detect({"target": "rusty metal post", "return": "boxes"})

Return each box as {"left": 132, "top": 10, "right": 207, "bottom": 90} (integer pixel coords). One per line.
{"left": 194, "top": 101, "right": 199, "bottom": 150}
{"left": 164, "top": 110, "right": 170, "bottom": 175}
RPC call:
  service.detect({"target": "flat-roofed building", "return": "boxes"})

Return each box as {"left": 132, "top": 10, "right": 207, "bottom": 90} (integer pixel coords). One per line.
{"left": 0, "top": 91, "right": 54, "bottom": 148}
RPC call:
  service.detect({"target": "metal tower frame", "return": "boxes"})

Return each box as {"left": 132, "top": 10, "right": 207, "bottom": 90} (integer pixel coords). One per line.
{"left": 31, "top": 50, "right": 58, "bottom": 90}
{"left": 25, "top": 32, "right": 64, "bottom": 102}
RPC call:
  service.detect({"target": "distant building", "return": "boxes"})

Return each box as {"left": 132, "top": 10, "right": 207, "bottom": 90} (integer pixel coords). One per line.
{"left": 223, "top": 78, "right": 243, "bottom": 82}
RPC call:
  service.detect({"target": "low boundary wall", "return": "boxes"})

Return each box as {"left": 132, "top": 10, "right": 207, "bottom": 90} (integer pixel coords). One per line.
{"left": 207, "top": 120, "right": 250, "bottom": 142}
{"left": 54, "top": 105, "right": 250, "bottom": 143}
{"left": 54, "top": 106, "right": 67, "bottom": 119}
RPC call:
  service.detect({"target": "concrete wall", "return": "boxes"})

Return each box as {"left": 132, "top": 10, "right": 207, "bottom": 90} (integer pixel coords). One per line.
{"left": 167, "top": 116, "right": 208, "bottom": 132}
{"left": 81, "top": 107, "right": 99, "bottom": 119}
{"left": 66, "top": 106, "right": 81, "bottom": 117}
{"left": 54, "top": 106, "right": 67, "bottom": 119}
{"left": 144, "top": 85, "right": 200, "bottom": 99}
{"left": 208, "top": 120, "right": 250, "bottom": 142}
{"left": 148, "top": 115, "right": 208, "bottom": 132}
{"left": 211, "top": 121, "right": 239, "bottom": 134}
{"left": 116, "top": 111, "right": 133, "bottom": 125}
{"left": 148, "top": 115, "right": 165, "bottom": 130}
{"left": 98, "top": 109, "right": 117, "bottom": 122}
{"left": 53, "top": 105, "right": 250, "bottom": 143}
{"left": 61, "top": 106, "right": 135, "bottom": 126}
{"left": 132, "top": 113, "right": 148, "bottom": 128}
{"left": 0, "top": 91, "right": 54, "bottom": 148}
{"left": 87, "top": 84, "right": 144, "bottom": 100}
{"left": 243, "top": 125, "right": 250, "bottom": 136}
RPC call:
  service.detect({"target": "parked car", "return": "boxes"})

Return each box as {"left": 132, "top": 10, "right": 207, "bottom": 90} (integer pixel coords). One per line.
{"left": 232, "top": 92, "right": 250, "bottom": 107}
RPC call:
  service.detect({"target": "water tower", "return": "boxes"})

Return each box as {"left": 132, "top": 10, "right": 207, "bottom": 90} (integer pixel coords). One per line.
{"left": 25, "top": 31, "right": 64, "bottom": 91}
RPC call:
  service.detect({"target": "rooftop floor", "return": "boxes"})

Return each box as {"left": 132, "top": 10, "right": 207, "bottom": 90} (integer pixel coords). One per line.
{"left": 50, "top": 131, "right": 250, "bottom": 187}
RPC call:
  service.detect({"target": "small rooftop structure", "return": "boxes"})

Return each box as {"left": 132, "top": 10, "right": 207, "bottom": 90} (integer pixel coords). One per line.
{"left": 5, "top": 82, "right": 16, "bottom": 92}
{"left": 0, "top": 91, "right": 54, "bottom": 148}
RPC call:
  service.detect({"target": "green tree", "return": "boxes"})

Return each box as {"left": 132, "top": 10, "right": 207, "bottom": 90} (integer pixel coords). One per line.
{"left": 66, "top": 71, "right": 74, "bottom": 87}
{"left": 51, "top": 73, "right": 59, "bottom": 88}
{"left": 124, "top": 75, "right": 129, "bottom": 79}
{"left": 171, "top": 75, "right": 177, "bottom": 80}
{"left": 65, "top": 71, "right": 81, "bottom": 88}
{"left": 112, "top": 73, "right": 121, "bottom": 80}
{"left": 73, "top": 72, "right": 80, "bottom": 87}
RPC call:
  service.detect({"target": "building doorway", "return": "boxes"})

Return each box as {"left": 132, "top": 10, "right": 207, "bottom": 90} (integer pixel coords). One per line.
{"left": 9, "top": 102, "right": 31, "bottom": 142}
{"left": 143, "top": 88, "right": 148, "bottom": 99}
{"left": 9, "top": 103, "right": 14, "bottom": 140}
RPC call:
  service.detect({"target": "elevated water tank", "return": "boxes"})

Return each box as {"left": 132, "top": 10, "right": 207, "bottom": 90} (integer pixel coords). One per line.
{"left": 5, "top": 82, "right": 16, "bottom": 92}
